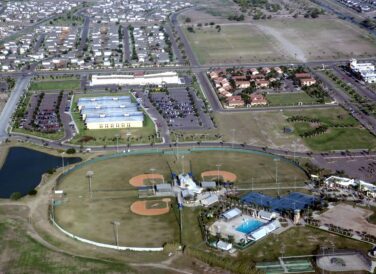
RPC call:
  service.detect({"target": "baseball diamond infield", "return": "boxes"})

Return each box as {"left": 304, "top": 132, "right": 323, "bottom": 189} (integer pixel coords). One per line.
{"left": 201, "top": 170, "right": 237, "bottom": 182}
{"left": 130, "top": 198, "right": 171, "bottom": 216}
{"left": 129, "top": 173, "right": 164, "bottom": 187}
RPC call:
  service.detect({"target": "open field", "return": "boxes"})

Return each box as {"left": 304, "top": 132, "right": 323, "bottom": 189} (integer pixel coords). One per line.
{"left": 55, "top": 149, "right": 307, "bottom": 247}
{"left": 213, "top": 111, "right": 308, "bottom": 152}
{"left": 70, "top": 93, "right": 159, "bottom": 146}
{"left": 284, "top": 108, "right": 376, "bottom": 151}
{"left": 256, "top": 18, "right": 376, "bottom": 62}
{"left": 29, "top": 80, "right": 80, "bottom": 91}
{"left": 266, "top": 92, "right": 324, "bottom": 106}
{"left": 183, "top": 19, "right": 376, "bottom": 64}
{"left": 244, "top": 226, "right": 372, "bottom": 262}
{"left": 0, "top": 214, "right": 132, "bottom": 273}
{"left": 319, "top": 204, "right": 376, "bottom": 236}
{"left": 183, "top": 24, "right": 288, "bottom": 64}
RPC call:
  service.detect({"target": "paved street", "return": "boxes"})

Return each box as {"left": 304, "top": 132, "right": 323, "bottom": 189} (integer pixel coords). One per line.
{"left": 0, "top": 76, "right": 31, "bottom": 141}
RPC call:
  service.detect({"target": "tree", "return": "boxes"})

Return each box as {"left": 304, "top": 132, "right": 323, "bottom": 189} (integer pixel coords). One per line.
{"left": 185, "top": 17, "right": 192, "bottom": 23}
{"left": 10, "top": 192, "right": 22, "bottom": 200}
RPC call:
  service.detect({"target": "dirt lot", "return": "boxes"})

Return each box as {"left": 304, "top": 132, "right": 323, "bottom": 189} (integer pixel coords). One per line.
{"left": 319, "top": 203, "right": 376, "bottom": 236}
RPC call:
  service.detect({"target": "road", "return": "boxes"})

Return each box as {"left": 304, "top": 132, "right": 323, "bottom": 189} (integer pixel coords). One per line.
{"left": 313, "top": 70, "right": 376, "bottom": 135}
{"left": 78, "top": 16, "right": 90, "bottom": 54}
{"left": 122, "top": 24, "right": 130, "bottom": 63}
{"left": 0, "top": 76, "right": 31, "bottom": 141}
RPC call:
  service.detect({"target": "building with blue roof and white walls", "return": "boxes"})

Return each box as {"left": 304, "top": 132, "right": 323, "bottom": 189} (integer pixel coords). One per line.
{"left": 77, "top": 96, "right": 144, "bottom": 129}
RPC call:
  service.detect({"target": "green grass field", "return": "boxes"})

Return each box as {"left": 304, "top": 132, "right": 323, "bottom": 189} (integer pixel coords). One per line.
{"left": 285, "top": 108, "right": 376, "bottom": 151}
{"left": 55, "top": 149, "right": 307, "bottom": 247}
{"left": 184, "top": 24, "right": 288, "bottom": 64}
{"left": 257, "top": 19, "right": 376, "bottom": 61}
{"left": 29, "top": 80, "right": 80, "bottom": 91}
{"left": 70, "top": 93, "right": 159, "bottom": 146}
{"left": 12, "top": 127, "right": 65, "bottom": 141}
{"left": 213, "top": 111, "right": 308, "bottom": 152}
{"left": 266, "top": 92, "right": 321, "bottom": 106}
{"left": 244, "top": 226, "right": 372, "bottom": 262}
{"left": 0, "top": 218, "right": 132, "bottom": 273}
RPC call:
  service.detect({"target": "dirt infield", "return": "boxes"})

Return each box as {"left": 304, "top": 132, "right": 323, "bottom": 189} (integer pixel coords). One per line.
{"left": 130, "top": 198, "right": 171, "bottom": 216}
{"left": 319, "top": 203, "right": 376, "bottom": 236}
{"left": 129, "top": 173, "right": 164, "bottom": 187}
{"left": 201, "top": 170, "right": 237, "bottom": 182}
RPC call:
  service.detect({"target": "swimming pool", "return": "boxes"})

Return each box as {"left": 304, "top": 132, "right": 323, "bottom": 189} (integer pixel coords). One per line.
{"left": 236, "top": 219, "right": 264, "bottom": 234}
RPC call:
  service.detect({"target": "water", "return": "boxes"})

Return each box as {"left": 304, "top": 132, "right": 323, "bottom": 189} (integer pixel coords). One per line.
{"left": 236, "top": 219, "right": 264, "bottom": 234}
{"left": 0, "top": 147, "right": 81, "bottom": 198}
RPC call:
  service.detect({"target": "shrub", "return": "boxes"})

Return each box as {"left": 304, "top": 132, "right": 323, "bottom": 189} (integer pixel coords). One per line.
{"left": 66, "top": 148, "right": 76, "bottom": 154}
{"left": 28, "top": 189, "right": 38, "bottom": 195}
{"left": 10, "top": 192, "right": 22, "bottom": 200}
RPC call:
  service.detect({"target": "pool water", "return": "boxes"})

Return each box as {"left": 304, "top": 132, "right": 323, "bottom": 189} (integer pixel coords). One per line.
{"left": 236, "top": 219, "right": 264, "bottom": 234}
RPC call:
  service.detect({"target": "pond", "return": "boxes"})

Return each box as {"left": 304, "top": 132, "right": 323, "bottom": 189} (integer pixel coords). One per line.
{"left": 0, "top": 147, "right": 81, "bottom": 198}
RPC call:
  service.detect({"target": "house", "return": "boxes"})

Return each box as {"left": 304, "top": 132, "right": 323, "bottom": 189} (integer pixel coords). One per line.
{"left": 250, "top": 93, "right": 267, "bottom": 106}
{"left": 236, "top": 80, "right": 251, "bottom": 89}
{"left": 300, "top": 77, "right": 316, "bottom": 87}
{"left": 255, "top": 79, "right": 269, "bottom": 88}
{"left": 274, "top": 67, "right": 283, "bottom": 74}
{"left": 250, "top": 68, "right": 259, "bottom": 75}
{"left": 226, "top": 96, "right": 244, "bottom": 108}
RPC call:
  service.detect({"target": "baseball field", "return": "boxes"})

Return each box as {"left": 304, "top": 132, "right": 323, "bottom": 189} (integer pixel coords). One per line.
{"left": 54, "top": 149, "right": 308, "bottom": 248}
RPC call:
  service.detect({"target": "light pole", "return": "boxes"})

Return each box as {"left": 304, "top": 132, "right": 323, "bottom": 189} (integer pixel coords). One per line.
{"left": 86, "top": 170, "right": 94, "bottom": 199}
{"left": 231, "top": 129, "right": 236, "bottom": 149}
{"left": 61, "top": 152, "right": 65, "bottom": 174}
{"left": 115, "top": 134, "right": 120, "bottom": 153}
{"left": 274, "top": 158, "right": 280, "bottom": 185}
{"left": 112, "top": 221, "right": 120, "bottom": 247}
{"left": 216, "top": 163, "right": 222, "bottom": 183}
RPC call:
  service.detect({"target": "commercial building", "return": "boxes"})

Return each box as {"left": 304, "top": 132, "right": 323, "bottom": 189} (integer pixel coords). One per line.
{"left": 350, "top": 59, "right": 376, "bottom": 83}
{"left": 90, "top": 72, "right": 182, "bottom": 86}
{"left": 77, "top": 96, "right": 144, "bottom": 129}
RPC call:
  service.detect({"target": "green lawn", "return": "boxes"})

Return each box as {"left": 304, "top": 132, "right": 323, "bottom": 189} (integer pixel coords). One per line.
{"left": 266, "top": 92, "right": 321, "bottom": 106}
{"left": 183, "top": 24, "right": 289, "bottom": 64}
{"left": 285, "top": 108, "right": 376, "bottom": 151}
{"left": 69, "top": 93, "right": 159, "bottom": 146}
{"left": 242, "top": 226, "right": 372, "bottom": 262}
{"left": 29, "top": 80, "right": 80, "bottom": 91}
{"left": 56, "top": 149, "right": 307, "bottom": 247}
{"left": 12, "top": 127, "right": 65, "bottom": 141}
{"left": 0, "top": 218, "right": 133, "bottom": 273}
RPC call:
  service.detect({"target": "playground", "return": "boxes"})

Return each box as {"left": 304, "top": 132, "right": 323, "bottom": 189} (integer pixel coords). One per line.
{"left": 54, "top": 148, "right": 308, "bottom": 248}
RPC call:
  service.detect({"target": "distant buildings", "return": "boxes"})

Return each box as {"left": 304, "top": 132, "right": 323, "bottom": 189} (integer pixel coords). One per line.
{"left": 77, "top": 96, "right": 144, "bottom": 129}
{"left": 90, "top": 72, "right": 182, "bottom": 86}
{"left": 349, "top": 59, "right": 376, "bottom": 83}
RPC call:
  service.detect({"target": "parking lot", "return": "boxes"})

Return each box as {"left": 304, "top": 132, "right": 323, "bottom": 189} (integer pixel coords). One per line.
{"left": 21, "top": 92, "right": 68, "bottom": 134}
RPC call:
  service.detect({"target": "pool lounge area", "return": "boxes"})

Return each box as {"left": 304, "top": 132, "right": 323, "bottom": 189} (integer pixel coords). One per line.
{"left": 209, "top": 208, "right": 281, "bottom": 244}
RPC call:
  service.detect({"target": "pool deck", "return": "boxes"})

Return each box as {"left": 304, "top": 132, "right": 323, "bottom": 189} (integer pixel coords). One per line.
{"left": 209, "top": 214, "right": 267, "bottom": 243}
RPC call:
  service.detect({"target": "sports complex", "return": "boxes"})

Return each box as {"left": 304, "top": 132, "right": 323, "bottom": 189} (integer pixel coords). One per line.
{"left": 53, "top": 147, "right": 308, "bottom": 249}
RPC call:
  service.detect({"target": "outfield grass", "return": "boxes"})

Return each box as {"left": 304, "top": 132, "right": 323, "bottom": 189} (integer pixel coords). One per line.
{"left": 29, "top": 80, "right": 80, "bottom": 91}
{"left": 285, "top": 108, "right": 376, "bottom": 151}
{"left": 243, "top": 226, "right": 372, "bottom": 262}
{"left": 183, "top": 24, "right": 289, "bottom": 64}
{"left": 70, "top": 93, "right": 159, "bottom": 146}
{"left": 0, "top": 218, "right": 133, "bottom": 273}
{"left": 266, "top": 92, "right": 321, "bottom": 106}
{"left": 56, "top": 149, "right": 307, "bottom": 247}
